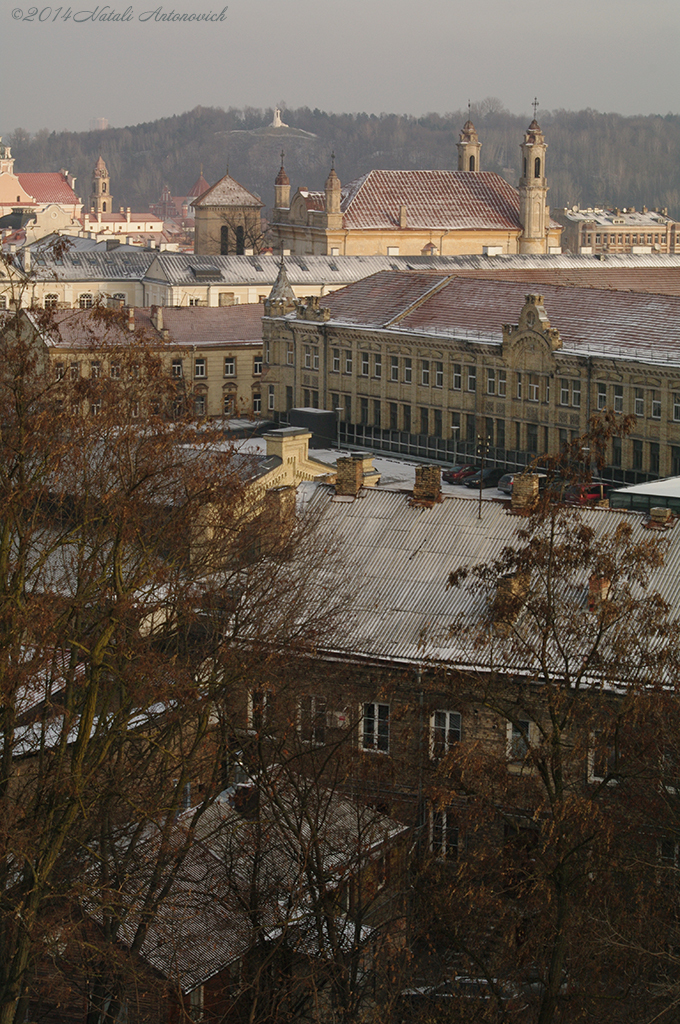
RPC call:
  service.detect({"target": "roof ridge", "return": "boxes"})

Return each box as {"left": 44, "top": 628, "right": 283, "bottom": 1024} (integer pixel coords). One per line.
{"left": 383, "top": 273, "right": 457, "bottom": 328}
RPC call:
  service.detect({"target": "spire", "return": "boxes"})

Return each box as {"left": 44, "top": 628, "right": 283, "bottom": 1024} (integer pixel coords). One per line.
{"left": 274, "top": 151, "right": 290, "bottom": 209}
{"left": 264, "top": 257, "right": 296, "bottom": 315}
{"left": 324, "top": 155, "right": 342, "bottom": 223}
{"left": 518, "top": 110, "right": 549, "bottom": 254}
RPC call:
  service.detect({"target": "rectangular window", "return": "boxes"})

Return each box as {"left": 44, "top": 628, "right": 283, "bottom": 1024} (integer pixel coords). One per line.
{"left": 55, "top": 363, "right": 65, "bottom": 380}
{"left": 516, "top": 373, "right": 523, "bottom": 400}
{"left": 268, "top": 385, "right": 275, "bottom": 411}
{"left": 110, "top": 363, "right": 121, "bottom": 380}
{"left": 420, "top": 407, "right": 429, "bottom": 435}
{"left": 344, "top": 395, "right": 352, "bottom": 422}
{"left": 90, "top": 399, "right": 102, "bottom": 416}
{"left": 528, "top": 375, "right": 539, "bottom": 402}
{"left": 435, "top": 362, "right": 443, "bottom": 388}
{"left": 572, "top": 380, "right": 581, "bottom": 409}
{"left": 224, "top": 357, "right": 235, "bottom": 377}
{"left": 361, "top": 397, "right": 369, "bottom": 425}
{"left": 345, "top": 351, "right": 352, "bottom": 374}
{"left": 430, "top": 808, "right": 458, "bottom": 860}
{"left": 498, "top": 369, "right": 507, "bottom": 398}
{"left": 485, "top": 417, "right": 494, "bottom": 445}
{"left": 421, "top": 360, "right": 430, "bottom": 387}
{"left": 515, "top": 421, "right": 522, "bottom": 450}
{"left": 332, "top": 349, "right": 340, "bottom": 373}
{"left": 373, "top": 400, "right": 381, "bottom": 428}
{"left": 90, "top": 361, "right": 100, "bottom": 379}
{"left": 254, "top": 356, "right": 263, "bottom": 375}
{"left": 286, "top": 386, "right": 293, "bottom": 412}
{"left": 673, "top": 447, "right": 680, "bottom": 476}
{"left": 430, "top": 711, "right": 461, "bottom": 759}
{"left": 172, "top": 359, "right": 183, "bottom": 379}
{"left": 433, "top": 408, "right": 442, "bottom": 437}
{"left": 466, "top": 414, "right": 476, "bottom": 444}
{"left": 588, "top": 731, "right": 618, "bottom": 784}
{"left": 389, "top": 402, "right": 398, "bottom": 430}
{"left": 467, "top": 366, "right": 476, "bottom": 392}
{"left": 194, "top": 359, "right": 206, "bottom": 379}
{"left": 652, "top": 391, "right": 661, "bottom": 419}
{"left": 298, "top": 695, "right": 327, "bottom": 745}
{"left": 650, "top": 442, "right": 660, "bottom": 476}
{"left": 560, "top": 379, "right": 570, "bottom": 406}
{"left": 287, "top": 343, "right": 294, "bottom": 366}
{"left": 404, "top": 358, "right": 412, "bottom": 384}
{"left": 633, "top": 438, "right": 643, "bottom": 470}
{"left": 597, "top": 383, "right": 607, "bottom": 411}
{"left": 253, "top": 393, "right": 261, "bottom": 414}
{"left": 496, "top": 419, "right": 505, "bottom": 449}
{"left": 487, "top": 368, "right": 496, "bottom": 395}
{"left": 452, "top": 363, "right": 462, "bottom": 391}
{"left": 507, "top": 718, "right": 532, "bottom": 761}
{"left": 612, "top": 436, "right": 622, "bottom": 468}
{"left": 304, "top": 346, "right": 312, "bottom": 369}
{"left": 635, "top": 388, "right": 645, "bottom": 417}
{"left": 361, "top": 352, "right": 369, "bottom": 377}
{"left": 527, "top": 422, "right": 538, "bottom": 453}
{"left": 403, "top": 405, "right": 412, "bottom": 433}
{"left": 194, "top": 394, "right": 206, "bottom": 417}
{"left": 614, "top": 385, "right": 623, "bottom": 413}
{"left": 362, "top": 702, "right": 389, "bottom": 753}
{"left": 391, "top": 356, "right": 399, "bottom": 382}
{"left": 674, "top": 393, "right": 680, "bottom": 422}
{"left": 248, "top": 689, "right": 272, "bottom": 732}
{"left": 374, "top": 354, "right": 382, "bottom": 379}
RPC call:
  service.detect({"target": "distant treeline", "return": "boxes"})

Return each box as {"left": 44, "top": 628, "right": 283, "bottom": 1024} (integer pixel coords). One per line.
{"left": 5, "top": 99, "right": 680, "bottom": 218}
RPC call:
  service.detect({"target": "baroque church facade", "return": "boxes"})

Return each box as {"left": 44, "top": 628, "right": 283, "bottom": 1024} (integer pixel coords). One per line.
{"left": 269, "top": 118, "right": 562, "bottom": 257}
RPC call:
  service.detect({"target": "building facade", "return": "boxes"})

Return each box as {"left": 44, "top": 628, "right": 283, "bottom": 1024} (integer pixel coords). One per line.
{"left": 263, "top": 270, "right": 680, "bottom": 483}
{"left": 554, "top": 205, "right": 680, "bottom": 255}
{"left": 270, "top": 119, "right": 563, "bottom": 257}
{"left": 192, "top": 172, "right": 264, "bottom": 256}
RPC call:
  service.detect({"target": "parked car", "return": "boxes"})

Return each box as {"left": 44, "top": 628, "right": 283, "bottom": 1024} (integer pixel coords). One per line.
{"left": 464, "top": 467, "right": 507, "bottom": 489}
{"left": 441, "top": 463, "right": 477, "bottom": 484}
{"left": 562, "top": 481, "right": 613, "bottom": 505}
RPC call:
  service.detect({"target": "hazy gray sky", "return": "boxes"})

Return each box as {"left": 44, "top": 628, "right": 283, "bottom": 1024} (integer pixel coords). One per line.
{"left": 2, "top": 0, "right": 679, "bottom": 134}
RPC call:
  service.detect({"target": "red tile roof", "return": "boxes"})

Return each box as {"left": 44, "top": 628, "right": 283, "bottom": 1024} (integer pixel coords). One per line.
{"left": 334, "top": 170, "right": 534, "bottom": 231}
{"left": 320, "top": 271, "right": 680, "bottom": 362}
{"left": 16, "top": 173, "right": 80, "bottom": 206}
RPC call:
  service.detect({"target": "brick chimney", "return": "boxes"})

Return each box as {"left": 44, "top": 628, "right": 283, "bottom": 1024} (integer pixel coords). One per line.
{"left": 127, "top": 307, "right": 135, "bottom": 332}
{"left": 588, "top": 576, "right": 611, "bottom": 611}
{"left": 511, "top": 474, "right": 539, "bottom": 511}
{"left": 413, "top": 464, "right": 442, "bottom": 503}
{"left": 335, "top": 454, "right": 364, "bottom": 496}
{"left": 151, "top": 304, "right": 163, "bottom": 332}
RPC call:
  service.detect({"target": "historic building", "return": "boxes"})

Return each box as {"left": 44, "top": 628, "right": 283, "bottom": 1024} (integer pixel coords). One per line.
{"left": 269, "top": 118, "right": 563, "bottom": 257}
{"left": 263, "top": 270, "right": 680, "bottom": 483}
{"left": 554, "top": 205, "right": 680, "bottom": 255}
{"left": 192, "top": 171, "right": 264, "bottom": 256}
{"left": 0, "top": 136, "right": 82, "bottom": 241}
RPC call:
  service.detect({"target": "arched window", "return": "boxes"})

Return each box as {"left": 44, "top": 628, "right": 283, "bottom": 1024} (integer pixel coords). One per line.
{"left": 79, "top": 293, "right": 93, "bottom": 309}
{"left": 102, "top": 202, "right": 107, "bottom": 212}
{"left": 236, "top": 225, "right": 245, "bottom": 256}
{"left": 469, "top": 155, "right": 475, "bottom": 171}
{"left": 534, "top": 157, "right": 541, "bottom": 178}
{"left": 220, "top": 226, "right": 229, "bottom": 255}
{"left": 102, "top": 182, "right": 107, "bottom": 193}
{"left": 523, "top": 158, "right": 527, "bottom": 178}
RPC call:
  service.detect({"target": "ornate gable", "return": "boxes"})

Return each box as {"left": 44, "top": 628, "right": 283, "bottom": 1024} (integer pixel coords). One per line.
{"left": 502, "top": 294, "right": 562, "bottom": 370}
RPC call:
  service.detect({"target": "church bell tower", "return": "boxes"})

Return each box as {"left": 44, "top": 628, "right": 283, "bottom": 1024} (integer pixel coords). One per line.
{"left": 90, "top": 155, "right": 112, "bottom": 215}
{"left": 457, "top": 118, "right": 481, "bottom": 172}
{"left": 518, "top": 101, "right": 549, "bottom": 254}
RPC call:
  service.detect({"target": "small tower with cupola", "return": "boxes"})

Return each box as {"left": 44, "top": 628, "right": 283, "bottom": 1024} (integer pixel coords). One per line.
{"left": 90, "top": 155, "right": 111, "bottom": 215}
{"left": 518, "top": 100, "right": 549, "bottom": 254}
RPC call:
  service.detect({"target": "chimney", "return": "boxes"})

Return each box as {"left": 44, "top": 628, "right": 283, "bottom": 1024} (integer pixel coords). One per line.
{"left": 21, "top": 247, "right": 31, "bottom": 273}
{"left": 511, "top": 474, "right": 539, "bottom": 511}
{"left": 399, "top": 204, "right": 407, "bottom": 229}
{"left": 127, "top": 307, "right": 135, "bottom": 332}
{"left": 493, "top": 572, "right": 529, "bottom": 632}
{"left": 151, "top": 304, "right": 163, "bottom": 332}
{"left": 335, "top": 454, "right": 364, "bottom": 497}
{"left": 413, "top": 464, "right": 442, "bottom": 503}
{"left": 126, "top": 207, "right": 131, "bottom": 223}
{"left": 650, "top": 506, "right": 672, "bottom": 525}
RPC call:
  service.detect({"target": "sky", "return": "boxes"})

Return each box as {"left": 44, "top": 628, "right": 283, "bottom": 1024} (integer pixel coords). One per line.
{"left": 2, "top": 0, "right": 679, "bottom": 134}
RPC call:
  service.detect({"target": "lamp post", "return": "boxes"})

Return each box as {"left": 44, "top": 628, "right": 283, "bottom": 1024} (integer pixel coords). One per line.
{"left": 477, "top": 433, "right": 490, "bottom": 519}
{"left": 451, "top": 424, "right": 459, "bottom": 468}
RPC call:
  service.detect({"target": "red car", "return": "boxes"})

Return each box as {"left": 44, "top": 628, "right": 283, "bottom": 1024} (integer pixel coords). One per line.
{"left": 562, "top": 481, "right": 612, "bottom": 505}
{"left": 441, "top": 464, "right": 477, "bottom": 484}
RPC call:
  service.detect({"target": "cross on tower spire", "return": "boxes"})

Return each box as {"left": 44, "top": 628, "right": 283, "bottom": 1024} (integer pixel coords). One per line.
{"left": 532, "top": 97, "right": 539, "bottom": 119}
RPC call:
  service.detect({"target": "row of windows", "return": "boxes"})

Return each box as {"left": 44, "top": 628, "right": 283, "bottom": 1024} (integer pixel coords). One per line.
{"left": 171, "top": 357, "right": 262, "bottom": 379}
{"left": 55, "top": 360, "right": 138, "bottom": 381}
{"left": 587, "top": 232, "right": 664, "bottom": 245}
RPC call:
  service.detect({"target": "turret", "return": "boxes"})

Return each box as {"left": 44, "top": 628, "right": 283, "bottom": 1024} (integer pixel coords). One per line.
{"left": 457, "top": 119, "right": 481, "bottom": 172}
{"left": 274, "top": 151, "right": 290, "bottom": 210}
{"left": 324, "top": 154, "right": 342, "bottom": 230}
{"left": 518, "top": 105, "right": 549, "bottom": 254}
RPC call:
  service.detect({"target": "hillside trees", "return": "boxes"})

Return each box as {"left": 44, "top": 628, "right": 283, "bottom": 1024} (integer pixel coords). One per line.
{"left": 0, "top": 293, "right": 345, "bottom": 1024}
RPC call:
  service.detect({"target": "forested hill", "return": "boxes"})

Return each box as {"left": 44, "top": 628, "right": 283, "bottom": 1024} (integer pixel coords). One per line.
{"left": 5, "top": 101, "right": 680, "bottom": 218}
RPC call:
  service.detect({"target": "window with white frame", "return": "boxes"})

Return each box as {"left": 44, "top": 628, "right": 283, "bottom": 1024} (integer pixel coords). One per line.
{"left": 194, "top": 359, "right": 206, "bottom": 379}
{"left": 404, "top": 358, "right": 412, "bottom": 384}
{"left": 421, "top": 360, "right": 430, "bottom": 387}
{"left": 635, "top": 388, "right": 645, "bottom": 417}
{"left": 467, "top": 366, "right": 476, "bottom": 392}
{"left": 332, "top": 348, "right": 340, "bottom": 372}
{"left": 110, "top": 363, "right": 121, "bottom": 379}
{"left": 224, "top": 357, "right": 235, "bottom": 377}
{"left": 172, "top": 359, "right": 183, "bottom": 378}
{"left": 588, "top": 730, "right": 619, "bottom": 783}
{"left": 44, "top": 293, "right": 58, "bottom": 309}
{"left": 298, "top": 695, "right": 327, "bottom": 745}
{"left": 430, "top": 807, "right": 459, "bottom": 860}
{"left": 194, "top": 394, "right": 206, "bottom": 417}
{"left": 79, "top": 293, "right": 93, "bottom": 309}
{"left": 345, "top": 351, "right": 353, "bottom": 374}
{"left": 90, "top": 361, "right": 100, "bottom": 379}
{"left": 516, "top": 372, "right": 523, "bottom": 400}
{"left": 253, "top": 356, "right": 263, "bottom": 375}
{"left": 528, "top": 374, "right": 539, "bottom": 402}
{"left": 430, "top": 711, "right": 461, "bottom": 759}
{"left": 268, "top": 385, "right": 275, "bottom": 411}
{"left": 498, "top": 369, "right": 507, "bottom": 398}
{"left": 614, "top": 385, "right": 624, "bottom": 413}
{"left": 70, "top": 362, "right": 80, "bottom": 380}
{"left": 390, "top": 356, "right": 399, "bottom": 381}
{"left": 435, "top": 361, "right": 443, "bottom": 388}
{"left": 374, "top": 353, "right": 382, "bottom": 378}
{"left": 452, "top": 363, "right": 462, "bottom": 390}
{"left": 55, "top": 363, "right": 65, "bottom": 381}
{"left": 674, "top": 393, "right": 680, "bottom": 422}
{"left": 304, "top": 346, "right": 312, "bottom": 369}
{"left": 362, "top": 702, "right": 389, "bottom": 752}
{"left": 597, "top": 382, "right": 607, "bottom": 411}
{"left": 248, "top": 689, "right": 272, "bottom": 732}
{"left": 487, "top": 368, "right": 496, "bottom": 395}
{"left": 506, "top": 718, "right": 534, "bottom": 761}
{"left": 253, "top": 393, "right": 261, "bottom": 414}
{"left": 313, "top": 348, "right": 319, "bottom": 370}
{"left": 287, "top": 343, "right": 294, "bottom": 365}
{"left": 361, "top": 352, "right": 369, "bottom": 377}
{"left": 652, "top": 391, "right": 661, "bottom": 419}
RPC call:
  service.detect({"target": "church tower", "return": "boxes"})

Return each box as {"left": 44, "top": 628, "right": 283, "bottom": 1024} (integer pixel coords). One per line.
{"left": 90, "top": 155, "right": 112, "bottom": 215}
{"left": 323, "top": 154, "right": 342, "bottom": 230}
{"left": 518, "top": 106, "right": 549, "bottom": 254}
{"left": 0, "top": 138, "right": 15, "bottom": 176}
{"left": 274, "top": 151, "right": 290, "bottom": 210}
{"left": 457, "top": 119, "right": 481, "bottom": 172}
